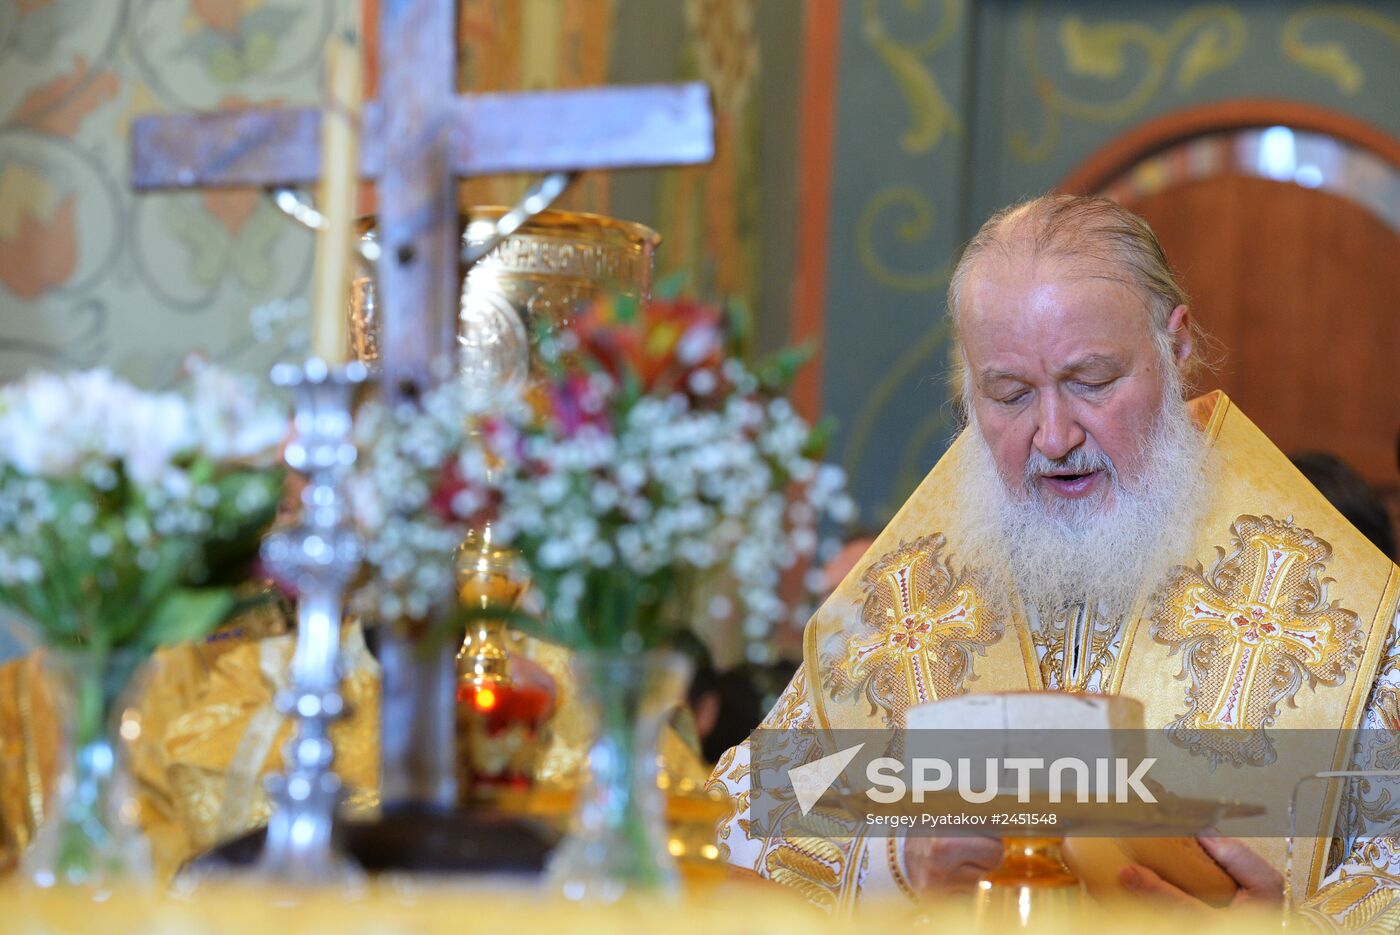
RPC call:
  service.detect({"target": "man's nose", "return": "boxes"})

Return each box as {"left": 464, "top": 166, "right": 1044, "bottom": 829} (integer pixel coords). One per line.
{"left": 1033, "top": 395, "right": 1086, "bottom": 461}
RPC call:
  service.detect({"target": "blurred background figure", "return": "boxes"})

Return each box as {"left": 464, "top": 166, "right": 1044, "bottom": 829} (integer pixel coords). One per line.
{"left": 1291, "top": 451, "right": 1397, "bottom": 560}
{"left": 687, "top": 660, "right": 797, "bottom": 765}
{"left": 674, "top": 629, "right": 795, "bottom": 764}
{"left": 819, "top": 528, "right": 881, "bottom": 597}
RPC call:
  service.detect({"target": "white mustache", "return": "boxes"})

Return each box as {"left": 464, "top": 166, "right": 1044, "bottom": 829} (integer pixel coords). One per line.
{"left": 1022, "top": 446, "right": 1117, "bottom": 493}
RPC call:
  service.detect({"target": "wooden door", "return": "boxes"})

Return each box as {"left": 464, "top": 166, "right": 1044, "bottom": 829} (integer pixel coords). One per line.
{"left": 1063, "top": 102, "right": 1400, "bottom": 498}
{"left": 1132, "top": 175, "right": 1400, "bottom": 485}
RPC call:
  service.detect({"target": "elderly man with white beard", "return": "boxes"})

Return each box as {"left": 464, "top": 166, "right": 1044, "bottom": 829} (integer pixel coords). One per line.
{"left": 707, "top": 194, "right": 1400, "bottom": 928}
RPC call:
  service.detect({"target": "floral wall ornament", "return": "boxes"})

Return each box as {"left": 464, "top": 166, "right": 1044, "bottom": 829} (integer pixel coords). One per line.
{"left": 0, "top": 162, "right": 75, "bottom": 300}
{"left": 0, "top": 0, "right": 329, "bottom": 385}
{"left": 860, "top": 0, "right": 963, "bottom": 156}
{"left": 686, "top": 0, "right": 760, "bottom": 118}
{"left": 1281, "top": 6, "right": 1400, "bottom": 95}
{"left": 655, "top": 0, "right": 764, "bottom": 311}
{"left": 1011, "top": 3, "right": 1247, "bottom": 164}
{"left": 182, "top": 1, "right": 302, "bottom": 84}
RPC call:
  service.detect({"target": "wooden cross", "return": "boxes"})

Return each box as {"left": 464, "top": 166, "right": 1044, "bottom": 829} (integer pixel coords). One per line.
{"left": 130, "top": 0, "right": 713, "bottom": 399}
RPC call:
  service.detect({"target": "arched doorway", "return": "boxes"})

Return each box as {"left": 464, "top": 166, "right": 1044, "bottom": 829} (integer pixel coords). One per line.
{"left": 1061, "top": 100, "right": 1400, "bottom": 525}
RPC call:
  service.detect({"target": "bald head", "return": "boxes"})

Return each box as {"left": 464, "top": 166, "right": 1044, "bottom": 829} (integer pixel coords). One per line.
{"left": 949, "top": 194, "right": 1199, "bottom": 401}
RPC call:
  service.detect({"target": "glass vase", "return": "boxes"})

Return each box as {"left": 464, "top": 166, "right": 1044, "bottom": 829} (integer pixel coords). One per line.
{"left": 547, "top": 649, "right": 692, "bottom": 903}
{"left": 22, "top": 647, "right": 153, "bottom": 889}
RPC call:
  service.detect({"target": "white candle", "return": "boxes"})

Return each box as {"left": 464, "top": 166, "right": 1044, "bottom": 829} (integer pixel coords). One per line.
{"left": 309, "top": 26, "right": 362, "bottom": 365}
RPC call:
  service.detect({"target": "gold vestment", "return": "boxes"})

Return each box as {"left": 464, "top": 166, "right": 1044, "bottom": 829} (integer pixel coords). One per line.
{"left": 708, "top": 392, "right": 1400, "bottom": 930}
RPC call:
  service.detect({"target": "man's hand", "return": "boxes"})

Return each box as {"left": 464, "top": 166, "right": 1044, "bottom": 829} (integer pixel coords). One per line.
{"left": 903, "top": 836, "right": 1003, "bottom": 893}
{"left": 1120, "top": 835, "right": 1284, "bottom": 911}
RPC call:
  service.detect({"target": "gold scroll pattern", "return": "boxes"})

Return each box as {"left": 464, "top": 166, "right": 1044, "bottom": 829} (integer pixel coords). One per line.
{"left": 706, "top": 742, "right": 750, "bottom": 864}
{"left": 1150, "top": 514, "right": 1365, "bottom": 767}
{"left": 1282, "top": 6, "right": 1400, "bottom": 96}
{"left": 854, "top": 0, "right": 962, "bottom": 294}
{"left": 1300, "top": 873, "right": 1400, "bottom": 933}
{"left": 846, "top": 2, "right": 964, "bottom": 517}
{"left": 854, "top": 187, "right": 954, "bottom": 295}
{"left": 1012, "top": 3, "right": 1246, "bottom": 163}
{"left": 861, "top": 0, "right": 963, "bottom": 156}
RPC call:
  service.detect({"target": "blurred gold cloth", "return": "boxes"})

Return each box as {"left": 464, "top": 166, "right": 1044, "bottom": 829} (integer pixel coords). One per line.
{"left": 0, "top": 879, "right": 1315, "bottom": 935}
{"left": 0, "top": 624, "right": 707, "bottom": 879}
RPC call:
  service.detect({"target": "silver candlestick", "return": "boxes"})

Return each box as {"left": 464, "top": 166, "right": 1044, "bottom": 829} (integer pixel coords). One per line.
{"left": 256, "top": 358, "right": 370, "bottom": 883}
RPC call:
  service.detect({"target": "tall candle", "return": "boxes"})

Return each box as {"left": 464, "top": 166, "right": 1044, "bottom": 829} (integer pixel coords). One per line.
{"left": 309, "top": 26, "right": 363, "bottom": 365}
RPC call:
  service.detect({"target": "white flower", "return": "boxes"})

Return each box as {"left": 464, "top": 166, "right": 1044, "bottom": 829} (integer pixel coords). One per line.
{"left": 0, "top": 369, "right": 131, "bottom": 476}
{"left": 187, "top": 364, "right": 288, "bottom": 464}
{"left": 114, "top": 390, "right": 194, "bottom": 485}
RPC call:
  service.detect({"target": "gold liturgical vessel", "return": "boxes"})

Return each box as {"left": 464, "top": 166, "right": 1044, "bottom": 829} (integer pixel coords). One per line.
{"left": 349, "top": 206, "right": 664, "bottom": 797}
{"left": 349, "top": 206, "right": 661, "bottom": 402}
{"left": 974, "top": 837, "right": 1081, "bottom": 929}
{"left": 453, "top": 523, "right": 557, "bottom": 800}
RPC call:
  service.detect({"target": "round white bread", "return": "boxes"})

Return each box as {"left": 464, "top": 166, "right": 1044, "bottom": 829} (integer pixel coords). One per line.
{"left": 1062, "top": 837, "right": 1238, "bottom": 908}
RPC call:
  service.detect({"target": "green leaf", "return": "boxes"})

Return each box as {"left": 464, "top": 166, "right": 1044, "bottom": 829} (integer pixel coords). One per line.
{"left": 756, "top": 344, "right": 814, "bottom": 392}
{"left": 613, "top": 292, "right": 639, "bottom": 324}
{"left": 802, "top": 415, "right": 838, "bottom": 460}
{"left": 140, "top": 588, "right": 235, "bottom": 649}
{"left": 653, "top": 270, "right": 689, "bottom": 301}
{"left": 723, "top": 296, "right": 753, "bottom": 359}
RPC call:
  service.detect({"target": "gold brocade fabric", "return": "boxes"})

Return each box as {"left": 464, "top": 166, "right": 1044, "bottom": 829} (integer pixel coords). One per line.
{"left": 147, "top": 625, "right": 383, "bottom": 861}
{"left": 0, "top": 624, "right": 383, "bottom": 879}
{"left": 0, "top": 621, "right": 707, "bottom": 881}
{"left": 0, "top": 653, "right": 58, "bottom": 874}
{"left": 1301, "top": 872, "right": 1400, "bottom": 932}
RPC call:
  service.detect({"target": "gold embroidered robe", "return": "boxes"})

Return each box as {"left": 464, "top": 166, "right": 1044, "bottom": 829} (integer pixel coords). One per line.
{"left": 707, "top": 392, "right": 1400, "bottom": 929}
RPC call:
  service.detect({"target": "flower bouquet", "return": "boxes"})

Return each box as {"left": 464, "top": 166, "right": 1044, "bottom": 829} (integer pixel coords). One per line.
{"left": 479, "top": 293, "right": 854, "bottom": 658}
{"left": 0, "top": 365, "right": 286, "bottom": 886}
{"left": 468, "top": 292, "right": 854, "bottom": 900}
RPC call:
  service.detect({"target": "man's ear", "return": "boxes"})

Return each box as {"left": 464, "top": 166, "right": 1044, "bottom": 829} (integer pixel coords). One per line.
{"left": 1167, "top": 304, "right": 1193, "bottom": 369}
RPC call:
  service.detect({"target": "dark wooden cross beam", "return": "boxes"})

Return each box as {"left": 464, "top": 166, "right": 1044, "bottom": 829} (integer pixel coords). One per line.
{"left": 130, "top": 0, "right": 713, "bottom": 398}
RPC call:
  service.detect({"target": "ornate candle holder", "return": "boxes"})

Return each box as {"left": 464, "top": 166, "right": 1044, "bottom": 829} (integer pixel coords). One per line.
{"left": 256, "top": 358, "right": 370, "bottom": 883}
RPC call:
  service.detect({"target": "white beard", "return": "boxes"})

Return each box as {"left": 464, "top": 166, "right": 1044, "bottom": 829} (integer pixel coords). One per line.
{"left": 956, "top": 389, "right": 1207, "bottom": 627}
